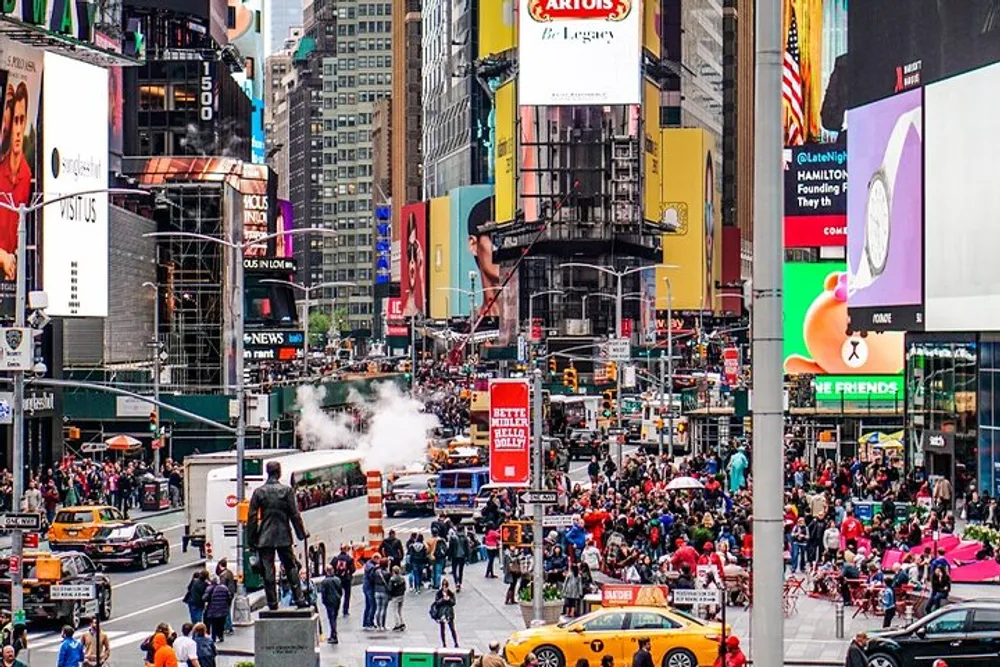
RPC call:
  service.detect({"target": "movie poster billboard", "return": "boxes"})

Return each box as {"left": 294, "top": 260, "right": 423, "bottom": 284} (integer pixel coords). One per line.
{"left": 400, "top": 202, "right": 428, "bottom": 318}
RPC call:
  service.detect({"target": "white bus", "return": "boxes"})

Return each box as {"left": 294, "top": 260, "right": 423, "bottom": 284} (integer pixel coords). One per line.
{"left": 639, "top": 397, "right": 689, "bottom": 453}
{"left": 204, "top": 450, "right": 367, "bottom": 574}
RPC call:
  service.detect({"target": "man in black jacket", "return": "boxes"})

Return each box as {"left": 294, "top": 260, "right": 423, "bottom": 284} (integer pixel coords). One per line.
{"left": 247, "top": 461, "right": 309, "bottom": 610}
{"left": 380, "top": 529, "right": 404, "bottom": 568}
{"left": 632, "top": 637, "right": 654, "bottom": 667}
{"left": 844, "top": 632, "right": 869, "bottom": 667}
{"left": 318, "top": 565, "right": 343, "bottom": 644}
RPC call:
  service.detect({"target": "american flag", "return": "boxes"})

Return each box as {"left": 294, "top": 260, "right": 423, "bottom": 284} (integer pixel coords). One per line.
{"left": 783, "top": 7, "right": 805, "bottom": 145}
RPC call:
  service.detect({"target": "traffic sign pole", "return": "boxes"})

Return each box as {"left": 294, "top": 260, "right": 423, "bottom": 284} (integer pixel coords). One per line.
{"left": 531, "top": 369, "right": 544, "bottom": 625}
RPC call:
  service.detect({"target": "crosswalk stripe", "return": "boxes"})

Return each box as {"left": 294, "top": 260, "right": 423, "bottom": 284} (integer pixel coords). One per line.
{"left": 107, "top": 631, "right": 150, "bottom": 650}
{"left": 37, "top": 630, "right": 130, "bottom": 653}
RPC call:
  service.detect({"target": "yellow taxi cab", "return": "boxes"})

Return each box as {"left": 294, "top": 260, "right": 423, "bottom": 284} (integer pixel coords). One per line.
{"left": 503, "top": 606, "right": 730, "bottom": 667}
{"left": 47, "top": 505, "right": 128, "bottom": 551}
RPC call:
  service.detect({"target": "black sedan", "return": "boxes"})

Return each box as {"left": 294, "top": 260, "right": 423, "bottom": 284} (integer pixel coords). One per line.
{"left": 864, "top": 600, "right": 1000, "bottom": 667}
{"left": 84, "top": 522, "right": 170, "bottom": 570}
{"left": 384, "top": 473, "right": 437, "bottom": 517}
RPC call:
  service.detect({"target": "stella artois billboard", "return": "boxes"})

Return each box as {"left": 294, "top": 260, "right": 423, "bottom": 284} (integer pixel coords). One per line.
{"left": 518, "top": 0, "right": 641, "bottom": 106}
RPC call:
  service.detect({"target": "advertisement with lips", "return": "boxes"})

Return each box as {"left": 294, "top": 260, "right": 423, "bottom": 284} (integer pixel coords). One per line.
{"left": 518, "top": 0, "right": 642, "bottom": 106}
{"left": 783, "top": 261, "right": 904, "bottom": 377}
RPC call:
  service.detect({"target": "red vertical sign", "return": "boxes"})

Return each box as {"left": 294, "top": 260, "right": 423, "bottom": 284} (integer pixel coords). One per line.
{"left": 621, "top": 318, "right": 633, "bottom": 338}
{"left": 489, "top": 379, "right": 531, "bottom": 485}
{"left": 723, "top": 347, "right": 741, "bottom": 386}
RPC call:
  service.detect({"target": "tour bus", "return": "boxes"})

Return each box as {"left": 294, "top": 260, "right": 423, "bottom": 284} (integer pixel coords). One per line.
{"left": 204, "top": 450, "right": 366, "bottom": 579}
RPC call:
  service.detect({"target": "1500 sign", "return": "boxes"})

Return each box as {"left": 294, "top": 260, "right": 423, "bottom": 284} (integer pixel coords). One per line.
{"left": 200, "top": 61, "right": 215, "bottom": 122}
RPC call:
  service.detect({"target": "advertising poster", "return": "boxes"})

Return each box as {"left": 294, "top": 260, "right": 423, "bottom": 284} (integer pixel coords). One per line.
{"left": 518, "top": 107, "right": 540, "bottom": 224}
{"left": 846, "top": 88, "right": 923, "bottom": 331}
{"left": 602, "top": 584, "right": 669, "bottom": 607}
{"left": 400, "top": 202, "right": 428, "bottom": 318}
{"left": 428, "top": 196, "right": 451, "bottom": 319}
{"left": 642, "top": 0, "right": 661, "bottom": 58}
{"left": 782, "top": 0, "right": 848, "bottom": 145}
{"left": 642, "top": 78, "right": 662, "bottom": 225}
{"left": 275, "top": 200, "right": 294, "bottom": 259}
{"left": 783, "top": 261, "right": 905, "bottom": 376}
{"left": 518, "top": 0, "right": 642, "bottom": 106}
{"left": 812, "top": 375, "right": 904, "bottom": 402}
{"left": 494, "top": 80, "right": 516, "bottom": 226}
{"left": 488, "top": 379, "right": 531, "bottom": 486}
{"left": 656, "top": 128, "right": 720, "bottom": 312}
{"left": 723, "top": 347, "right": 741, "bottom": 387}
{"left": 228, "top": 0, "right": 266, "bottom": 100}
{"left": 92, "top": 31, "right": 123, "bottom": 172}
{"left": 848, "top": 0, "right": 1000, "bottom": 108}
{"left": 478, "top": 0, "right": 516, "bottom": 58}
{"left": 42, "top": 53, "right": 109, "bottom": 318}
{"left": 783, "top": 145, "right": 846, "bottom": 247}
{"left": 240, "top": 172, "right": 269, "bottom": 258}
{"left": 0, "top": 40, "right": 41, "bottom": 320}
{"left": 251, "top": 98, "right": 265, "bottom": 164}
{"left": 384, "top": 297, "right": 408, "bottom": 337}
{"left": 450, "top": 185, "right": 496, "bottom": 317}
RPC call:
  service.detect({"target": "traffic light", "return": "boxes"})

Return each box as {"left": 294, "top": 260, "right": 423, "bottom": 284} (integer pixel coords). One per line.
{"left": 148, "top": 411, "right": 158, "bottom": 433}
{"left": 655, "top": 417, "right": 665, "bottom": 432}
{"left": 500, "top": 522, "right": 522, "bottom": 546}
{"left": 601, "top": 390, "right": 614, "bottom": 418}
{"left": 567, "top": 366, "right": 578, "bottom": 392}
{"left": 549, "top": 358, "right": 557, "bottom": 374}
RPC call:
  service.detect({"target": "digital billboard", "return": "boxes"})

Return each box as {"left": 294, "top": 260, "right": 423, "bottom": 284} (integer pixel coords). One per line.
{"left": 642, "top": 78, "right": 662, "bottom": 225}
{"left": 656, "top": 128, "right": 720, "bottom": 312}
{"left": 783, "top": 145, "right": 846, "bottom": 247}
{"left": 783, "top": 261, "right": 905, "bottom": 376}
{"left": 450, "top": 185, "right": 496, "bottom": 317}
{"left": 375, "top": 204, "right": 390, "bottom": 285}
{"left": 42, "top": 53, "right": 108, "bottom": 318}
{"left": 494, "top": 80, "right": 516, "bottom": 226}
{"left": 228, "top": 0, "right": 266, "bottom": 101}
{"left": 0, "top": 40, "right": 42, "bottom": 320}
{"left": 846, "top": 88, "right": 923, "bottom": 331}
{"left": 518, "top": 0, "right": 642, "bottom": 106}
{"left": 428, "top": 196, "right": 451, "bottom": 319}
{"left": 781, "top": 0, "right": 848, "bottom": 146}
{"left": 400, "top": 202, "right": 428, "bottom": 318}
{"left": 925, "top": 61, "right": 1000, "bottom": 332}
{"left": 276, "top": 200, "right": 294, "bottom": 259}
{"left": 848, "top": 0, "right": 1000, "bottom": 108}
{"left": 478, "top": 0, "right": 516, "bottom": 58}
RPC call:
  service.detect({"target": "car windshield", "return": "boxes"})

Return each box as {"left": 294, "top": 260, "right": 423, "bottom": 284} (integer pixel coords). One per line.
{"left": 54, "top": 511, "right": 93, "bottom": 524}
{"left": 668, "top": 608, "right": 706, "bottom": 626}
{"left": 95, "top": 525, "right": 137, "bottom": 540}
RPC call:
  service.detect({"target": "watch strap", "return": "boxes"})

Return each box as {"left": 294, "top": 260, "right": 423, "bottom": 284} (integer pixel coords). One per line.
{"left": 883, "top": 107, "right": 922, "bottom": 189}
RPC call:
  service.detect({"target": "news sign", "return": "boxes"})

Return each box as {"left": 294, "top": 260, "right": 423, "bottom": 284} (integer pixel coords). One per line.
{"left": 783, "top": 146, "right": 847, "bottom": 247}
{"left": 243, "top": 329, "right": 304, "bottom": 362}
{"left": 488, "top": 379, "right": 531, "bottom": 486}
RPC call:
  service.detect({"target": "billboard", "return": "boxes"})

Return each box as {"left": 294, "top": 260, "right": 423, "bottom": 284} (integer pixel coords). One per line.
{"left": 848, "top": 0, "right": 1000, "bottom": 108}
{"left": 925, "top": 62, "right": 1000, "bottom": 332}
{"left": 384, "top": 298, "right": 408, "bottom": 337}
{"left": 92, "top": 32, "right": 123, "bottom": 173}
{"left": 781, "top": 0, "right": 848, "bottom": 145}
{"left": 375, "top": 205, "right": 390, "bottom": 285}
{"left": 846, "top": 88, "right": 923, "bottom": 331}
{"left": 642, "top": 78, "right": 662, "bottom": 225}
{"left": 243, "top": 329, "right": 303, "bottom": 362}
{"left": 643, "top": 0, "right": 661, "bottom": 58}
{"left": 656, "top": 129, "right": 720, "bottom": 312}
{"left": 517, "top": 0, "right": 642, "bottom": 106}
{"left": 783, "top": 261, "right": 905, "bottom": 376}
{"left": 228, "top": 0, "right": 266, "bottom": 101}
{"left": 450, "top": 185, "right": 496, "bottom": 317}
{"left": 812, "top": 375, "right": 903, "bottom": 402}
{"left": 276, "top": 200, "right": 294, "bottom": 259}
{"left": 251, "top": 98, "right": 265, "bottom": 164}
{"left": 494, "top": 80, "right": 516, "bottom": 226}
{"left": 428, "top": 197, "right": 451, "bottom": 319}
{"left": 400, "top": 202, "right": 428, "bottom": 318}
{"left": 42, "top": 53, "right": 109, "bottom": 318}
{"left": 0, "top": 40, "right": 42, "bottom": 320}
{"left": 488, "top": 379, "right": 531, "bottom": 486}
{"left": 783, "top": 145, "right": 846, "bottom": 247}
{"left": 478, "top": 0, "right": 516, "bottom": 58}
{"left": 639, "top": 267, "right": 656, "bottom": 344}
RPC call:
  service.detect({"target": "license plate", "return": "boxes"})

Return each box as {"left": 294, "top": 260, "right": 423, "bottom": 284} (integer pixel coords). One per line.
{"left": 396, "top": 494, "right": 414, "bottom": 501}
{"left": 101, "top": 546, "right": 112, "bottom": 553}
{"left": 66, "top": 530, "right": 78, "bottom": 536}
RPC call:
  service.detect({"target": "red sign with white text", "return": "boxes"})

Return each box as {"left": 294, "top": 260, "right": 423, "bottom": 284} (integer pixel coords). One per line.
{"left": 723, "top": 347, "right": 741, "bottom": 386}
{"left": 601, "top": 584, "right": 670, "bottom": 607}
{"left": 784, "top": 215, "right": 847, "bottom": 247}
{"left": 488, "top": 380, "right": 531, "bottom": 485}
{"left": 621, "top": 318, "right": 633, "bottom": 338}
{"left": 385, "top": 298, "right": 409, "bottom": 337}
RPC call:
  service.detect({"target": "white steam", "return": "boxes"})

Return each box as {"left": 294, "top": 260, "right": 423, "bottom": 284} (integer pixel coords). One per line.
{"left": 295, "top": 382, "right": 439, "bottom": 473}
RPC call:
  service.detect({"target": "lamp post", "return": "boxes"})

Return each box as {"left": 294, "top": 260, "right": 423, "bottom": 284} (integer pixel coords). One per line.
{"left": 141, "top": 281, "right": 164, "bottom": 472}
{"left": 581, "top": 293, "right": 615, "bottom": 322}
{"left": 1, "top": 187, "right": 147, "bottom": 621}
{"left": 260, "top": 279, "right": 357, "bottom": 377}
{"left": 661, "top": 277, "right": 673, "bottom": 458}
{"left": 146, "top": 226, "right": 336, "bottom": 624}
{"left": 527, "top": 290, "right": 561, "bottom": 344}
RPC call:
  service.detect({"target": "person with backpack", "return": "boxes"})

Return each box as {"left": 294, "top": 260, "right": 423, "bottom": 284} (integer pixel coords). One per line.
{"left": 203, "top": 576, "right": 232, "bottom": 643}
{"left": 430, "top": 578, "right": 459, "bottom": 647}
{"left": 191, "top": 624, "right": 216, "bottom": 667}
{"left": 408, "top": 534, "right": 429, "bottom": 592}
{"left": 430, "top": 530, "right": 449, "bottom": 589}
{"left": 318, "top": 565, "right": 343, "bottom": 644}
{"left": 332, "top": 544, "right": 355, "bottom": 617}
{"left": 448, "top": 525, "right": 470, "bottom": 591}
{"left": 182, "top": 571, "right": 208, "bottom": 624}
{"left": 388, "top": 565, "right": 407, "bottom": 631}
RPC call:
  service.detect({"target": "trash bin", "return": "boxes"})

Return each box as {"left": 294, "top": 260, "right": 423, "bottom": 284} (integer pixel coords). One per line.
{"left": 141, "top": 478, "right": 170, "bottom": 511}
{"left": 436, "top": 648, "right": 474, "bottom": 667}
{"left": 367, "top": 646, "right": 402, "bottom": 667}
{"left": 401, "top": 648, "right": 437, "bottom": 667}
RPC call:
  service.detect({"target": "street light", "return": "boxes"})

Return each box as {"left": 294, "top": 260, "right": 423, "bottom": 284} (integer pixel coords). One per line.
{"left": 527, "top": 290, "right": 561, "bottom": 345}
{"left": 436, "top": 286, "right": 503, "bottom": 357}
{"left": 581, "top": 293, "right": 615, "bottom": 321}
{"left": 661, "top": 277, "right": 674, "bottom": 458}
{"left": 2, "top": 187, "right": 148, "bottom": 621}
{"left": 260, "top": 279, "right": 357, "bottom": 377}
{"left": 146, "top": 225, "right": 336, "bottom": 624}
{"left": 141, "top": 281, "right": 166, "bottom": 472}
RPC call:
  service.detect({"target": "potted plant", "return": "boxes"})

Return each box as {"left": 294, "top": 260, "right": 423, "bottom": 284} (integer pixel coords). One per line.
{"left": 518, "top": 582, "right": 563, "bottom": 627}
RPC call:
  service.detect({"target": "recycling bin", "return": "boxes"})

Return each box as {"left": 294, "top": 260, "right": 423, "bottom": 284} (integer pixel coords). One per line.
{"left": 367, "top": 646, "right": 402, "bottom": 667}
{"left": 401, "top": 648, "right": 437, "bottom": 667}
{"left": 436, "top": 648, "right": 474, "bottom": 667}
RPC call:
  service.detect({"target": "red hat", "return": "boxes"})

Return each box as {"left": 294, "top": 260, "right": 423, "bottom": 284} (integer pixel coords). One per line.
{"left": 703, "top": 541, "right": 714, "bottom": 551}
{"left": 726, "top": 636, "right": 740, "bottom": 648}
{"left": 675, "top": 538, "right": 686, "bottom": 547}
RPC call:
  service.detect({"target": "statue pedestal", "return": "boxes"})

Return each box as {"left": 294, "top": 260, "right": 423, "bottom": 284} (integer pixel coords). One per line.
{"left": 254, "top": 609, "right": 319, "bottom": 667}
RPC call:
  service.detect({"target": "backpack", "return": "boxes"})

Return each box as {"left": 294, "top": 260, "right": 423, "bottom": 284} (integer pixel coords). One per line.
{"left": 389, "top": 576, "right": 406, "bottom": 598}
{"left": 434, "top": 538, "right": 448, "bottom": 562}
{"left": 333, "top": 556, "right": 349, "bottom": 578}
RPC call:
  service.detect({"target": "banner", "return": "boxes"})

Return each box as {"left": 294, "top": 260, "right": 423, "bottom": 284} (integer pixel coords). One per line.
{"left": 813, "top": 374, "right": 903, "bottom": 402}
{"left": 400, "top": 202, "right": 428, "bottom": 318}
{"left": 783, "top": 145, "right": 846, "bottom": 247}
{"left": 495, "top": 80, "right": 516, "bottom": 225}
{"left": 601, "top": 584, "right": 669, "bottom": 607}
{"left": 428, "top": 197, "right": 451, "bottom": 319}
{"left": 723, "top": 347, "right": 741, "bottom": 386}
{"left": 375, "top": 204, "right": 390, "bottom": 285}
{"left": 276, "top": 200, "right": 295, "bottom": 259}
{"left": 489, "top": 379, "right": 531, "bottom": 486}
{"left": 384, "top": 297, "right": 408, "bottom": 337}
{"left": 643, "top": 78, "right": 662, "bottom": 225}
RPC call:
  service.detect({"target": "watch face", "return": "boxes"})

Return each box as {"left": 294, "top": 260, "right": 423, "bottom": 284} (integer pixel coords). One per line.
{"left": 865, "top": 172, "right": 891, "bottom": 275}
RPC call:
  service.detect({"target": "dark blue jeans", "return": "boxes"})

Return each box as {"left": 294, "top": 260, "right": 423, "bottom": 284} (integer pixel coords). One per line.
{"left": 362, "top": 587, "right": 376, "bottom": 628}
{"left": 324, "top": 603, "right": 339, "bottom": 641}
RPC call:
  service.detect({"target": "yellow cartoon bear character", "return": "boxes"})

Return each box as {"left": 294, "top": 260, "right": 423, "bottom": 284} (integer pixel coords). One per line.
{"left": 784, "top": 271, "right": 905, "bottom": 375}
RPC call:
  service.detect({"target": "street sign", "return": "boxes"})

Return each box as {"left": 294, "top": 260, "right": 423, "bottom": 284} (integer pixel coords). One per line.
{"left": 0, "top": 328, "right": 33, "bottom": 371}
{"left": 81, "top": 442, "right": 109, "bottom": 453}
{"left": 671, "top": 589, "right": 721, "bottom": 605}
{"left": 542, "top": 515, "right": 574, "bottom": 528}
{"left": 0, "top": 513, "right": 41, "bottom": 531}
{"left": 8, "top": 556, "right": 18, "bottom": 576}
{"left": 520, "top": 490, "right": 558, "bottom": 505}
{"left": 603, "top": 338, "right": 630, "bottom": 362}
{"left": 50, "top": 584, "right": 96, "bottom": 601}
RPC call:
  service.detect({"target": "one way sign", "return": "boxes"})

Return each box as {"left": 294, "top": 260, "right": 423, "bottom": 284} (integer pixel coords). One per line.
{"left": 520, "top": 490, "right": 558, "bottom": 505}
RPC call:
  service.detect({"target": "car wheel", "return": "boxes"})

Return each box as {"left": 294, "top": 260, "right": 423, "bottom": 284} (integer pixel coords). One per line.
{"left": 99, "top": 588, "right": 112, "bottom": 621}
{"left": 533, "top": 645, "right": 565, "bottom": 667}
{"left": 386, "top": 507, "right": 396, "bottom": 518}
{"left": 139, "top": 551, "right": 150, "bottom": 570}
{"left": 62, "top": 602, "right": 81, "bottom": 629}
{"left": 867, "top": 653, "right": 899, "bottom": 667}
{"left": 663, "top": 649, "right": 697, "bottom": 667}
{"left": 161, "top": 545, "right": 170, "bottom": 564}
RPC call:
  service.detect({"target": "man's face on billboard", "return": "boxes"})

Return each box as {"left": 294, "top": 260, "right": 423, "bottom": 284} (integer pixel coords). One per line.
{"left": 12, "top": 98, "right": 26, "bottom": 159}
{"left": 468, "top": 233, "right": 499, "bottom": 286}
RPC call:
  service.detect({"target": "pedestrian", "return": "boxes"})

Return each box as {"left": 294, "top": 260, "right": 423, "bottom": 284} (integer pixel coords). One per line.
{"left": 373, "top": 559, "right": 391, "bottom": 631}
{"left": 483, "top": 524, "right": 501, "bottom": 578}
{"left": 926, "top": 566, "right": 951, "bottom": 613}
{"left": 55, "top": 625, "right": 84, "bottom": 667}
{"left": 881, "top": 583, "right": 896, "bottom": 629}
{"left": 170, "top": 623, "right": 199, "bottom": 667}
{"left": 388, "top": 565, "right": 407, "bottom": 631}
{"left": 332, "top": 544, "right": 355, "bottom": 616}
{"left": 141, "top": 624, "right": 173, "bottom": 666}
{"left": 431, "top": 577, "right": 459, "bottom": 647}
{"left": 719, "top": 636, "right": 746, "bottom": 667}
{"left": 81, "top": 618, "right": 110, "bottom": 667}
{"left": 318, "top": 565, "right": 343, "bottom": 644}
{"left": 151, "top": 631, "right": 178, "bottom": 667}
{"left": 479, "top": 641, "right": 506, "bottom": 667}
{"left": 362, "top": 553, "right": 381, "bottom": 629}
{"left": 844, "top": 633, "right": 869, "bottom": 667}
{"left": 562, "top": 563, "right": 583, "bottom": 617}
{"left": 1, "top": 645, "right": 26, "bottom": 667}
{"left": 183, "top": 571, "right": 208, "bottom": 624}
{"left": 503, "top": 546, "right": 523, "bottom": 604}
{"left": 381, "top": 529, "right": 405, "bottom": 568}
{"left": 204, "top": 576, "right": 232, "bottom": 643}
{"left": 631, "top": 637, "right": 654, "bottom": 667}
{"left": 192, "top": 623, "right": 217, "bottom": 667}
{"left": 216, "top": 559, "right": 237, "bottom": 635}
{"left": 408, "top": 534, "right": 429, "bottom": 592}
{"left": 449, "top": 524, "right": 469, "bottom": 591}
